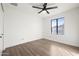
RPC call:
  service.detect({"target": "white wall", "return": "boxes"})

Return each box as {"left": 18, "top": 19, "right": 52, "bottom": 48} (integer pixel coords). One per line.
{"left": 42, "top": 7, "right": 79, "bottom": 47}
{"left": 0, "top": 4, "right": 79, "bottom": 52}
{"left": 0, "top": 4, "right": 3, "bottom": 55}
{"left": 3, "top": 4, "right": 43, "bottom": 48}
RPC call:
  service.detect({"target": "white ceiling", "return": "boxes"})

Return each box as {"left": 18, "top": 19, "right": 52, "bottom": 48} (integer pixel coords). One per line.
{"left": 3, "top": 3, "right": 79, "bottom": 18}
{"left": 29, "top": 3, "right": 79, "bottom": 17}
{"left": 29, "top": 3, "right": 56, "bottom": 7}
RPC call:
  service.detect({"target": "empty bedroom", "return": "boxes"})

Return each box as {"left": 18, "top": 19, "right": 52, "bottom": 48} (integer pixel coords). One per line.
{"left": 0, "top": 3, "right": 79, "bottom": 56}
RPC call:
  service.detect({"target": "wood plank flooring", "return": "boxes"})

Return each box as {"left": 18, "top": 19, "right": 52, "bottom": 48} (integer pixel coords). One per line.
{"left": 2, "top": 39, "right": 79, "bottom": 56}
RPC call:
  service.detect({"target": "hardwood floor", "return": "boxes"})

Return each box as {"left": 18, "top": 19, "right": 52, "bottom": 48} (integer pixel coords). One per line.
{"left": 2, "top": 39, "right": 79, "bottom": 56}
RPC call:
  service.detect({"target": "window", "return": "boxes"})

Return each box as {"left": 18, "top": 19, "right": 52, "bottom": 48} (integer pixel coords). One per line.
{"left": 51, "top": 17, "right": 64, "bottom": 35}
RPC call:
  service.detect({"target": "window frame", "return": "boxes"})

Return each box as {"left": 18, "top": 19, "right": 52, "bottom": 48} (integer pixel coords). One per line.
{"left": 51, "top": 17, "right": 64, "bottom": 35}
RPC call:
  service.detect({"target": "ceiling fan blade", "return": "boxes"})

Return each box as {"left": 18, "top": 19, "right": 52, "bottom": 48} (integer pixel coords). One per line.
{"left": 45, "top": 10, "right": 49, "bottom": 14}
{"left": 38, "top": 10, "right": 43, "bottom": 13}
{"left": 46, "top": 6, "right": 58, "bottom": 10}
{"left": 10, "top": 3, "right": 18, "bottom": 6}
{"left": 32, "top": 6, "right": 42, "bottom": 9}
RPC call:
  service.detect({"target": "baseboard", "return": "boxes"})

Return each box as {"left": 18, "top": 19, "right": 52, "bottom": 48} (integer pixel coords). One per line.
{"left": 44, "top": 38, "right": 79, "bottom": 48}
{"left": 3, "top": 38, "right": 79, "bottom": 54}
{"left": 4, "top": 38, "right": 43, "bottom": 50}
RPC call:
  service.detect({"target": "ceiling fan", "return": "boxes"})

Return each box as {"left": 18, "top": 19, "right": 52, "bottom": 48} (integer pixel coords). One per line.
{"left": 32, "top": 3, "right": 58, "bottom": 14}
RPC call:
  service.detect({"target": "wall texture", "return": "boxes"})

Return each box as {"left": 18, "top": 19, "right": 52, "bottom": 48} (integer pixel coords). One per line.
{"left": 42, "top": 7, "right": 79, "bottom": 47}
{"left": 0, "top": 4, "right": 3, "bottom": 55}
{"left": 3, "top": 4, "right": 43, "bottom": 48}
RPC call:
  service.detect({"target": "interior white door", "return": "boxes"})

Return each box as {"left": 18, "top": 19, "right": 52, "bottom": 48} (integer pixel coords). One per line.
{"left": 0, "top": 4, "right": 3, "bottom": 55}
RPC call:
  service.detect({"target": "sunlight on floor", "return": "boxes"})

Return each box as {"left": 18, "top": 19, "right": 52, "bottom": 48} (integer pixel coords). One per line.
{"left": 50, "top": 44, "right": 79, "bottom": 56}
